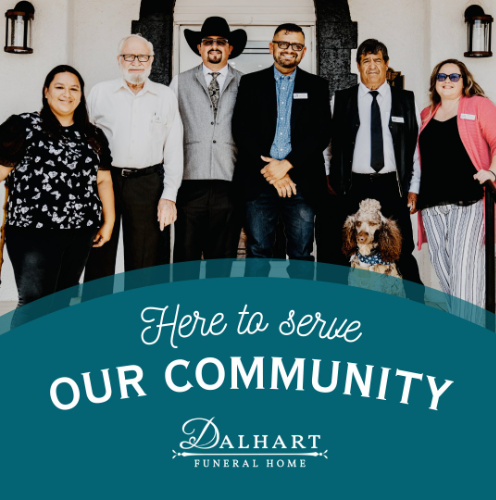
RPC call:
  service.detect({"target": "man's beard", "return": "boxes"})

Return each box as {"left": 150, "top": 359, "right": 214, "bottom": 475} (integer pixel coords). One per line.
{"left": 274, "top": 52, "right": 299, "bottom": 69}
{"left": 121, "top": 65, "right": 152, "bottom": 85}
{"left": 207, "top": 49, "right": 222, "bottom": 64}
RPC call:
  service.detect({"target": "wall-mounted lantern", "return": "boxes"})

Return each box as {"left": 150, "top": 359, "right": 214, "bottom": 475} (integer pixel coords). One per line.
{"left": 4, "top": 1, "right": 35, "bottom": 54}
{"left": 464, "top": 5, "right": 493, "bottom": 57}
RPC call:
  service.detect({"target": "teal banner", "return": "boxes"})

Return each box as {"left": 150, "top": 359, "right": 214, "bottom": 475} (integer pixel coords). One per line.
{"left": 0, "top": 261, "right": 494, "bottom": 499}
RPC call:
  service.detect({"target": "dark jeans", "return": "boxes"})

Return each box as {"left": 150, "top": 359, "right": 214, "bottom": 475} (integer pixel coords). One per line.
{"left": 6, "top": 226, "right": 97, "bottom": 328}
{"left": 347, "top": 172, "right": 424, "bottom": 302}
{"left": 83, "top": 168, "right": 170, "bottom": 298}
{"left": 244, "top": 190, "right": 315, "bottom": 278}
{"left": 173, "top": 180, "right": 241, "bottom": 280}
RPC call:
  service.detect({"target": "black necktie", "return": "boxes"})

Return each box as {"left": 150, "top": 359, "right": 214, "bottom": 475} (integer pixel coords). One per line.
{"left": 370, "top": 91, "right": 384, "bottom": 172}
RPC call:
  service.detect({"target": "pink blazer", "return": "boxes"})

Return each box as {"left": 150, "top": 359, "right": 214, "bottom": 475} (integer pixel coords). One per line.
{"left": 417, "top": 95, "right": 496, "bottom": 249}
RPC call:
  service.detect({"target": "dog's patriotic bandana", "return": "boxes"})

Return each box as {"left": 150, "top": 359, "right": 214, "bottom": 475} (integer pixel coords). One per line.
{"left": 355, "top": 252, "right": 392, "bottom": 266}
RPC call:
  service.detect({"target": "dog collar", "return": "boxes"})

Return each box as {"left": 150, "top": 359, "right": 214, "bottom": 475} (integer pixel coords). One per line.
{"left": 355, "top": 251, "right": 392, "bottom": 266}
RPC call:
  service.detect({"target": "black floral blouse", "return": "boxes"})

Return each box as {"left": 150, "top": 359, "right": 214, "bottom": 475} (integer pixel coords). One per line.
{"left": 0, "top": 112, "right": 112, "bottom": 229}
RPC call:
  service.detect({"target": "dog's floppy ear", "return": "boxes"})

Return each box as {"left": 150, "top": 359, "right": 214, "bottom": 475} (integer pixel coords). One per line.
{"left": 378, "top": 218, "right": 403, "bottom": 262}
{"left": 342, "top": 215, "right": 357, "bottom": 257}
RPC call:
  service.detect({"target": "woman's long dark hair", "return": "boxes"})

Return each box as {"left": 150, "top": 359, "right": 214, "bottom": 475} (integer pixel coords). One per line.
{"left": 40, "top": 65, "right": 103, "bottom": 153}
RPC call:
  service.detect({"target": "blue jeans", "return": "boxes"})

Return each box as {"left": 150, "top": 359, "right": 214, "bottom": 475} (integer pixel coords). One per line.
{"left": 244, "top": 190, "right": 315, "bottom": 277}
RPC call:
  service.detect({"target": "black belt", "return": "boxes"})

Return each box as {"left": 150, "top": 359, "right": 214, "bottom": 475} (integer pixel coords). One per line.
{"left": 352, "top": 171, "right": 397, "bottom": 183}
{"left": 111, "top": 164, "right": 163, "bottom": 178}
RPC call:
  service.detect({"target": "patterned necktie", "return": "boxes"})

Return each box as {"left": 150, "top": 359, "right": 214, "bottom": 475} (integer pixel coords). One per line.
{"left": 370, "top": 91, "right": 385, "bottom": 172}
{"left": 208, "top": 72, "right": 220, "bottom": 119}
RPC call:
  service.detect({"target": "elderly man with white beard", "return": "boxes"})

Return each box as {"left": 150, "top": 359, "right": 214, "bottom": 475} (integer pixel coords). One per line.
{"left": 83, "top": 34, "right": 183, "bottom": 295}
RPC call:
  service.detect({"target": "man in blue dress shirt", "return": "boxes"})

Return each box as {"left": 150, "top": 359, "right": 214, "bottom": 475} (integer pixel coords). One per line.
{"left": 232, "top": 23, "right": 332, "bottom": 277}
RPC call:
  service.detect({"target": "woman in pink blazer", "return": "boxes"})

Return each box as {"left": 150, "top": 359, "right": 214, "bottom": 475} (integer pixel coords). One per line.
{"left": 416, "top": 59, "right": 496, "bottom": 316}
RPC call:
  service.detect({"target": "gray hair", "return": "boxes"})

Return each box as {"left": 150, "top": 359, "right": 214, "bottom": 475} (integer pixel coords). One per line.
{"left": 117, "top": 34, "right": 154, "bottom": 56}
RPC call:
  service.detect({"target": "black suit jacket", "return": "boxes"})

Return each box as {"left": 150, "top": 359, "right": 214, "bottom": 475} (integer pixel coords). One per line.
{"left": 329, "top": 84, "right": 418, "bottom": 198}
{"left": 232, "top": 66, "right": 331, "bottom": 203}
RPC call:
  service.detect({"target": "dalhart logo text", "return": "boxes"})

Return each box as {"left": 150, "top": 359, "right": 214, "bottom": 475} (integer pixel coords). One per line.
{"left": 172, "top": 417, "right": 328, "bottom": 468}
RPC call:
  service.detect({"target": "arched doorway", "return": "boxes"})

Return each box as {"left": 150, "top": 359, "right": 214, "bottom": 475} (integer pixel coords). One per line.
{"left": 132, "top": 0, "right": 357, "bottom": 94}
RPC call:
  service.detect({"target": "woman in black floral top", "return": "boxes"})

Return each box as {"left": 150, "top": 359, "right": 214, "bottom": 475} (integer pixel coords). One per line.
{"left": 0, "top": 65, "right": 115, "bottom": 326}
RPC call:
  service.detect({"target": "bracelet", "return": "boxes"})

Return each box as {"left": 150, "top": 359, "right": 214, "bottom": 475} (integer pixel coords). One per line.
{"left": 490, "top": 170, "right": 496, "bottom": 181}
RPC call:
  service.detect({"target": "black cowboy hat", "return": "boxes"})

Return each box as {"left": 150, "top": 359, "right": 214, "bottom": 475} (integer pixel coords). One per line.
{"left": 184, "top": 17, "right": 247, "bottom": 59}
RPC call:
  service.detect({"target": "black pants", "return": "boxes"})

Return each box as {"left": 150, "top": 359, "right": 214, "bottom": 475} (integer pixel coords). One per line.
{"left": 83, "top": 168, "right": 170, "bottom": 297}
{"left": 347, "top": 172, "right": 424, "bottom": 301}
{"left": 173, "top": 180, "right": 241, "bottom": 279}
{"left": 6, "top": 227, "right": 97, "bottom": 327}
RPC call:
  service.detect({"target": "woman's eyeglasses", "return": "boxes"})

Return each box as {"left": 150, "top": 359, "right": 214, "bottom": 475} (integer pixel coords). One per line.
{"left": 436, "top": 73, "right": 462, "bottom": 83}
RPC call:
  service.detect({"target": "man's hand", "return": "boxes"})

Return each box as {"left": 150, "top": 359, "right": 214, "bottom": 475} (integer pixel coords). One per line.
{"left": 261, "top": 156, "right": 293, "bottom": 184}
{"left": 157, "top": 199, "right": 177, "bottom": 231}
{"left": 407, "top": 192, "right": 418, "bottom": 215}
{"left": 274, "top": 174, "right": 297, "bottom": 198}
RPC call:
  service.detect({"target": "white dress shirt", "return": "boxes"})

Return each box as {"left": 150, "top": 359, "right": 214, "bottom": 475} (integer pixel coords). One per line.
{"left": 325, "top": 81, "right": 421, "bottom": 194}
{"left": 87, "top": 77, "right": 184, "bottom": 202}
{"left": 169, "top": 63, "right": 230, "bottom": 96}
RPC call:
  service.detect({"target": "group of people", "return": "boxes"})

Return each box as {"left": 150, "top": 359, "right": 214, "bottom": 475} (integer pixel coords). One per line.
{"left": 1, "top": 16, "right": 495, "bottom": 326}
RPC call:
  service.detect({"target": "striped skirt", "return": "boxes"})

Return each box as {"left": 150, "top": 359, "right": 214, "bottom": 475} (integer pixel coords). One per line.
{"left": 421, "top": 200, "right": 485, "bottom": 321}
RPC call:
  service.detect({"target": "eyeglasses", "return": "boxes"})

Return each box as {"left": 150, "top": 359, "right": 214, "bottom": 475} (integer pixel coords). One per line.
{"left": 436, "top": 73, "right": 462, "bottom": 83}
{"left": 120, "top": 54, "right": 152, "bottom": 62}
{"left": 271, "top": 41, "right": 305, "bottom": 52}
{"left": 201, "top": 38, "right": 229, "bottom": 47}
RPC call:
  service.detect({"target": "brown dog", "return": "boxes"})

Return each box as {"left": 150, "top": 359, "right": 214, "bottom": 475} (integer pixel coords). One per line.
{"left": 343, "top": 198, "right": 403, "bottom": 277}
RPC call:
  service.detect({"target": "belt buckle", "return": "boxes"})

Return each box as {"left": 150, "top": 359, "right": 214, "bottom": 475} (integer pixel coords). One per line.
{"left": 121, "top": 168, "right": 133, "bottom": 177}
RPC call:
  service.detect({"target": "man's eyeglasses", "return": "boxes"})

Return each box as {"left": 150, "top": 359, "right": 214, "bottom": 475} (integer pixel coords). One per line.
{"left": 201, "top": 38, "right": 229, "bottom": 47}
{"left": 436, "top": 73, "right": 462, "bottom": 83}
{"left": 271, "top": 41, "right": 305, "bottom": 52}
{"left": 120, "top": 54, "right": 152, "bottom": 62}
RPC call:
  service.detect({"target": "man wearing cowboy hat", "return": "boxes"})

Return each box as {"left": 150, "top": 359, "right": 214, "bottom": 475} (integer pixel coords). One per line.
{"left": 169, "top": 17, "right": 246, "bottom": 278}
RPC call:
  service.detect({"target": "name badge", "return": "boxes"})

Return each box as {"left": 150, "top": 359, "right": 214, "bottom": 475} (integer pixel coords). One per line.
{"left": 461, "top": 113, "right": 476, "bottom": 121}
{"left": 391, "top": 116, "right": 405, "bottom": 123}
{"left": 293, "top": 93, "right": 308, "bottom": 99}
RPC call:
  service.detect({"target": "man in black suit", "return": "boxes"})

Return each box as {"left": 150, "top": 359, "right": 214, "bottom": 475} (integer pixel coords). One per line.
{"left": 232, "top": 23, "right": 332, "bottom": 278}
{"left": 328, "top": 39, "right": 424, "bottom": 301}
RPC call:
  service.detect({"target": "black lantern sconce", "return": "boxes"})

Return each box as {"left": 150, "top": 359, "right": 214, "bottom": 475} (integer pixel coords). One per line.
{"left": 464, "top": 5, "right": 493, "bottom": 57}
{"left": 4, "top": 1, "right": 35, "bottom": 54}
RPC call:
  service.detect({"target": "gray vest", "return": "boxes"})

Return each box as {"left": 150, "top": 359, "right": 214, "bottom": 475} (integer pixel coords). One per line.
{"left": 177, "top": 64, "right": 243, "bottom": 181}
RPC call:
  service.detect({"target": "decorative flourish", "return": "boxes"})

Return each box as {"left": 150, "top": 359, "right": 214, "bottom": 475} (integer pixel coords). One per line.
{"left": 172, "top": 451, "right": 328, "bottom": 458}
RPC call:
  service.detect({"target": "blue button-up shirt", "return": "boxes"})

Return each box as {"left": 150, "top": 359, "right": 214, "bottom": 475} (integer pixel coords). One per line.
{"left": 270, "top": 66, "right": 296, "bottom": 160}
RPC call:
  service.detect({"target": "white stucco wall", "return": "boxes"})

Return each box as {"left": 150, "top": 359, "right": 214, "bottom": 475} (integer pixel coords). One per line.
{"left": 1, "top": 0, "right": 495, "bottom": 299}
{"left": 71, "top": 0, "right": 140, "bottom": 91}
